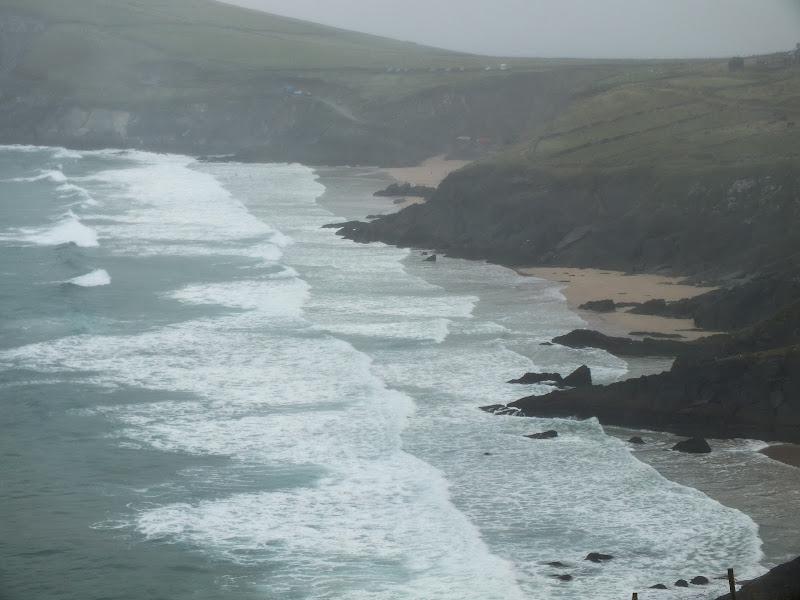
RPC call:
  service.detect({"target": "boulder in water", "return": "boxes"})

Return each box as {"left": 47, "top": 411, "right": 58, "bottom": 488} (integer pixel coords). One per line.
{"left": 525, "top": 430, "right": 558, "bottom": 440}
{"left": 672, "top": 438, "right": 712, "bottom": 453}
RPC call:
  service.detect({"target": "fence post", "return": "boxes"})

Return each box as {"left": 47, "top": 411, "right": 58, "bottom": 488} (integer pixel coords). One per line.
{"left": 728, "top": 568, "right": 737, "bottom": 600}
{"left": 632, "top": 593, "right": 638, "bottom": 600}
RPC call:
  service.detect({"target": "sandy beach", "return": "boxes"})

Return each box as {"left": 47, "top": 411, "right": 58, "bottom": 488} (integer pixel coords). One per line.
{"left": 760, "top": 444, "right": 800, "bottom": 469}
{"left": 518, "top": 267, "right": 719, "bottom": 340}
{"left": 381, "top": 154, "right": 472, "bottom": 206}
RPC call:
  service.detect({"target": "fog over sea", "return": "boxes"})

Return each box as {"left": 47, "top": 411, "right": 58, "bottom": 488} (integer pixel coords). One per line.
{"left": 0, "top": 145, "right": 773, "bottom": 599}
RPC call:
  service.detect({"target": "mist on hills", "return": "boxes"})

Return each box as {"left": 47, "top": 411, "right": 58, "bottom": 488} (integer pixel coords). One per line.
{"left": 221, "top": 0, "right": 800, "bottom": 58}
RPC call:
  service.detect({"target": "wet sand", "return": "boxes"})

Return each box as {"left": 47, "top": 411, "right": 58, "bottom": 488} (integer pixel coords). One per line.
{"left": 381, "top": 155, "right": 472, "bottom": 206}
{"left": 760, "top": 444, "right": 800, "bottom": 469}
{"left": 518, "top": 267, "right": 719, "bottom": 340}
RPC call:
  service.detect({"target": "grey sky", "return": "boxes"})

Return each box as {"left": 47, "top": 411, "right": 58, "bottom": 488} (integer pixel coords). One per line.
{"left": 219, "top": 0, "right": 800, "bottom": 58}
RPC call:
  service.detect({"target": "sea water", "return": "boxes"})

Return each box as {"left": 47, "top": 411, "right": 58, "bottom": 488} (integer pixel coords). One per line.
{"left": 0, "top": 145, "right": 767, "bottom": 599}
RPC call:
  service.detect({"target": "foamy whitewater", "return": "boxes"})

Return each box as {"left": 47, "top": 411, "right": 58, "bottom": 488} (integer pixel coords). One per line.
{"left": 0, "top": 145, "right": 769, "bottom": 599}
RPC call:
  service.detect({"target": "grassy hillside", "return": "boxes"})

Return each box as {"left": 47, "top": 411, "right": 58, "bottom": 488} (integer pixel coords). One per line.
{"left": 1, "top": 0, "right": 559, "bottom": 105}
{"left": 478, "top": 59, "right": 800, "bottom": 177}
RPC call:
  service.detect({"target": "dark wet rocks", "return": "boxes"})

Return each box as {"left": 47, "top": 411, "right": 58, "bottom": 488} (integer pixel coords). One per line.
{"left": 674, "top": 579, "right": 689, "bottom": 587}
{"left": 524, "top": 430, "right": 558, "bottom": 440}
{"left": 690, "top": 576, "right": 710, "bottom": 585}
{"left": 628, "top": 436, "right": 646, "bottom": 445}
{"left": 553, "top": 574, "right": 573, "bottom": 582}
{"left": 479, "top": 404, "right": 521, "bottom": 416}
{"left": 578, "top": 299, "right": 616, "bottom": 312}
{"left": 585, "top": 553, "right": 613, "bottom": 563}
{"left": 672, "top": 438, "right": 712, "bottom": 454}
{"left": 552, "top": 329, "right": 688, "bottom": 358}
{"left": 508, "top": 365, "right": 592, "bottom": 388}
{"left": 508, "top": 371, "right": 565, "bottom": 385}
{"left": 714, "top": 555, "right": 800, "bottom": 600}
{"left": 373, "top": 182, "right": 436, "bottom": 199}
{"left": 423, "top": 253, "right": 437, "bottom": 262}
{"left": 650, "top": 584, "right": 669, "bottom": 589}
{"left": 504, "top": 302, "right": 800, "bottom": 443}
{"left": 629, "top": 298, "right": 669, "bottom": 315}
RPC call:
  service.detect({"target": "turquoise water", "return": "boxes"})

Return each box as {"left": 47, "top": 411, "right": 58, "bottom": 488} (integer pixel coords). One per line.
{"left": 0, "top": 145, "right": 765, "bottom": 599}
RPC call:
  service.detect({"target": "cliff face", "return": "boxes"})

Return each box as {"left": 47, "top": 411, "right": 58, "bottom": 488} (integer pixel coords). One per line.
{"left": 500, "top": 301, "right": 800, "bottom": 443}
{"left": 340, "top": 163, "right": 800, "bottom": 277}
{"left": 507, "top": 345, "right": 800, "bottom": 444}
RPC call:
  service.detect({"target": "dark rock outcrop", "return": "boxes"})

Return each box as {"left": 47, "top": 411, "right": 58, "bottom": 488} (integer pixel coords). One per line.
{"left": 691, "top": 576, "right": 710, "bottom": 585}
{"left": 508, "top": 372, "right": 565, "bottom": 385}
{"left": 585, "top": 553, "right": 614, "bottom": 563}
{"left": 650, "top": 584, "right": 668, "bottom": 589}
{"left": 553, "top": 574, "right": 573, "bottom": 582}
{"left": 715, "top": 555, "right": 800, "bottom": 600}
{"left": 423, "top": 254, "right": 437, "bottom": 262}
{"left": 562, "top": 365, "right": 592, "bottom": 388}
{"left": 374, "top": 182, "right": 436, "bottom": 199}
{"left": 675, "top": 579, "right": 689, "bottom": 587}
{"left": 672, "top": 438, "right": 712, "bottom": 454}
{"left": 552, "top": 329, "right": 690, "bottom": 357}
{"left": 506, "top": 344, "right": 800, "bottom": 443}
{"left": 508, "top": 366, "right": 591, "bottom": 388}
{"left": 525, "top": 430, "right": 558, "bottom": 439}
{"left": 479, "top": 404, "right": 521, "bottom": 416}
{"left": 495, "top": 301, "right": 800, "bottom": 444}
{"left": 659, "top": 277, "right": 800, "bottom": 331}
{"left": 339, "top": 164, "right": 800, "bottom": 282}
{"left": 628, "top": 298, "right": 668, "bottom": 315}
{"left": 578, "top": 299, "right": 616, "bottom": 312}
{"left": 628, "top": 436, "right": 646, "bottom": 445}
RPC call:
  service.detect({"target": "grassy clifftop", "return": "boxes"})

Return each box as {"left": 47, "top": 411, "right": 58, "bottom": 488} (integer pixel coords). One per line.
{"left": 476, "top": 59, "right": 800, "bottom": 177}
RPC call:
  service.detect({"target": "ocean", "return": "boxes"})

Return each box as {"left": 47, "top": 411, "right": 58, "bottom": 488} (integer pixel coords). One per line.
{"left": 0, "top": 145, "right": 779, "bottom": 599}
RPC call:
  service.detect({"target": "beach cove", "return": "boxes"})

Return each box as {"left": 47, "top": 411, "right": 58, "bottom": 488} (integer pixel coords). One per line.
{"left": 335, "top": 156, "right": 800, "bottom": 582}
{"left": 0, "top": 144, "right": 789, "bottom": 599}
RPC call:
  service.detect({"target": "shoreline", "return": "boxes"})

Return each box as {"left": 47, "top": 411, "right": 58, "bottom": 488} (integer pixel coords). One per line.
{"left": 517, "top": 267, "right": 719, "bottom": 341}
{"left": 318, "top": 161, "right": 799, "bottom": 578}
{"left": 379, "top": 154, "right": 471, "bottom": 207}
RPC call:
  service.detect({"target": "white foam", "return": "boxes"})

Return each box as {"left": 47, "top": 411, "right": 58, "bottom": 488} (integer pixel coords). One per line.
{"left": 67, "top": 269, "right": 110, "bottom": 287}
{"left": 9, "top": 169, "right": 67, "bottom": 183}
{"left": 76, "top": 153, "right": 288, "bottom": 258}
{"left": 53, "top": 148, "right": 83, "bottom": 159}
{"left": 167, "top": 277, "right": 309, "bottom": 319}
{"left": 134, "top": 460, "right": 526, "bottom": 600}
{"left": 2, "top": 213, "right": 100, "bottom": 247}
{"left": 57, "top": 183, "right": 98, "bottom": 206}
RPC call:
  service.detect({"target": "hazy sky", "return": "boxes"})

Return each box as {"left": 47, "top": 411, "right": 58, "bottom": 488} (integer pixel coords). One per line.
{"left": 220, "top": 0, "right": 800, "bottom": 58}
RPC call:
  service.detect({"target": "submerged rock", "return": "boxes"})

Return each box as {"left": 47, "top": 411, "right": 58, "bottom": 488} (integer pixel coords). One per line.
{"left": 553, "top": 574, "right": 573, "bottom": 582}
{"left": 508, "top": 372, "right": 564, "bottom": 385}
{"left": 672, "top": 438, "right": 712, "bottom": 454}
{"left": 628, "top": 436, "right": 646, "bottom": 444}
{"left": 479, "top": 404, "right": 520, "bottom": 416}
{"left": 650, "top": 584, "right": 668, "bottom": 589}
{"left": 525, "top": 430, "right": 558, "bottom": 439}
{"left": 675, "top": 579, "right": 689, "bottom": 587}
{"left": 585, "top": 552, "right": 614, "bottom": 563}
{"left": 691, "top": 576, "right": 709, "bottom": 585}
{"left": 424, "top": 253, "right": 437, "bottom": 262}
